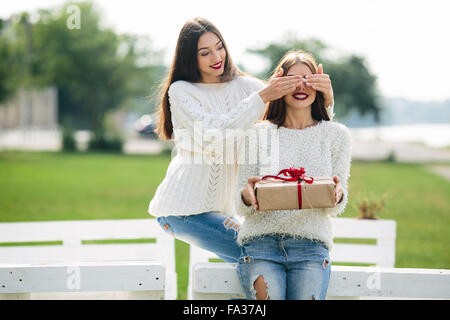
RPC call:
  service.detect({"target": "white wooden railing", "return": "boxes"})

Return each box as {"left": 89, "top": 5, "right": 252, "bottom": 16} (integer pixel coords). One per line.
{"left": 0, "top": 219, "right": 176, "bottom": 300}
{"left": 192, "top": 263, "right": 450, "bottom": 299}
{"left": 1, "top": 218, "right": 449, "bottom": 300}
{"left": 188, "top": 217, "right": 449, "bottom": 300}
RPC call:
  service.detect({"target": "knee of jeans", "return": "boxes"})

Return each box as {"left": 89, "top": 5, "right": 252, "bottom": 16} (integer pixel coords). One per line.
{"left": 253, "top": 275, "right": 270, "bottom": 300}
{"left": 239, "top": 258, "right": 273, "bottom": 300}
{"left": 157, "top": 217, "right": 175, "bottom": 236}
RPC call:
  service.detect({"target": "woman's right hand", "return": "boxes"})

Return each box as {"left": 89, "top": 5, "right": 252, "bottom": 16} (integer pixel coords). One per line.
{"left": 241, "top": 176, "right": 262, "bottom": 210}
{"left": 258, "top": 68, "right": 303, "bottom": 104}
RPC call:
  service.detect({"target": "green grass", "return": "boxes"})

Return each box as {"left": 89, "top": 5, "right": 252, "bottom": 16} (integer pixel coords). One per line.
{"left": 0, "top": 150, "right": 192, "bottom": 299}
{"left": 81, "top": 238, "right": 156, "bottom": 245}
{"left": 341, "top": 161, "right": 450, "bottom": 269}
{"left": 1, "top": 150, "right": 449, "bottom": 299}
{"left": 0, "top": 151, "right": 169, "bottom": 221}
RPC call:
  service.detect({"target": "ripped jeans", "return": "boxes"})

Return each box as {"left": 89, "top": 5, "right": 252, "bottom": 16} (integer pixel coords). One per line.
{"left": 156, "top": 212, "right": 242, "bottom": 262}
{"left": 237, "top": 235, "right": 331, "bottom": 300}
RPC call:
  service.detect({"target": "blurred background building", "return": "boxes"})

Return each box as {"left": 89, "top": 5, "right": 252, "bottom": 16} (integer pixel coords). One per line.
{"left": 0, "top": 86, "right": 58, "bottom": 130}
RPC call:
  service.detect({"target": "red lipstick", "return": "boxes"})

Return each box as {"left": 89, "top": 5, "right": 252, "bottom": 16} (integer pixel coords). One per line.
{"left": 210, "top": 61, "right": 222, "bottom": 69}
{"left": 293, "top": 93, "right": 309, "bottom": 101}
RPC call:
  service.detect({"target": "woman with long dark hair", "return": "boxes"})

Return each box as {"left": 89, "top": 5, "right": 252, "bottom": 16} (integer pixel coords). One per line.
{"left": 236, "top": 50, "right": 351, "bottom": 299}
{"left": 148, "top": 18, "right": 335, "bottom": 263}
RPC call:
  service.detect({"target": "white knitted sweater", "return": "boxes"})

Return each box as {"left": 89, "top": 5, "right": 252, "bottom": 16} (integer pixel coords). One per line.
{"left": 235, "top": 120, "right": 351, "bottom": 250}
{"left": 148, "top": 75, "right": 335, "bottom": 217}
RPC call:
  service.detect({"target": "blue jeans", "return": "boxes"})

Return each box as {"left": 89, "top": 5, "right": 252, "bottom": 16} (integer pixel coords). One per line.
{"left": 156, "top": 212, "right": 242, "bottom": 262}
{"left": 237, "top": 235, "right": 331, "bottom": 300}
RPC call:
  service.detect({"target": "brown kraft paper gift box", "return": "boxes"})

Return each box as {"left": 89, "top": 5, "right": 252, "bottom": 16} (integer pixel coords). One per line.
{"left": 255, "top": 177, "right": 336, "bottom": 211}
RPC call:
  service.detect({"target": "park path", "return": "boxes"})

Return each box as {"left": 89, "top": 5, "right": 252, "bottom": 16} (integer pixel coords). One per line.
{"left": 427, "top": 165, "right": 450, "bottom": 181}
{"left": 124, "top": 137, "right": 450, "bottom": 163}
{"left": 122, "top": 137, "right": 450, "bottom": 181}
{"left": 350, "top": 139, "right": 450, "bottom": 163}
{"left": 1, "top": 129, "right": 449, "bottom": 179}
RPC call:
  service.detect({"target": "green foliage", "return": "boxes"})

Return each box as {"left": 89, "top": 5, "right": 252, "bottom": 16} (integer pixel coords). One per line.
{"left": 384, "top": 151, "right": 397, "bottom": 163}
{"left": 0, "top": 1, "right": 165, "bottom": 130}
{"left": 31, "top": 1, "right": 164, "bottom": 130}
{"left": 87, "top": 129, "right": 124, "bottom": 153}
{"left": 0, "top": 14, "right": 34, "bottom": 103}
{"left": 247, "top": 33, "right": 381, "bottom": 120}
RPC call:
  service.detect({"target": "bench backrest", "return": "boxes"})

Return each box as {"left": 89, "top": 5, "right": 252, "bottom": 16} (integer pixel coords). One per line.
{"left": 331, "top": 217, "right": 396, "bottom": 267}
{"left": 0, "top": 219, "right": 173, "bottom": 262}
{"left": 0, "top": 219, "right": 177, "bottom": 299}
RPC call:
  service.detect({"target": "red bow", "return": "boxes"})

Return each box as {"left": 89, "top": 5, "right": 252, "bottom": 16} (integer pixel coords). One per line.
{"left": 260, "top": 167, "right": 314, "bottom": 209}
{"left": 261, "top": 167, "right": 314, "bottom": 184}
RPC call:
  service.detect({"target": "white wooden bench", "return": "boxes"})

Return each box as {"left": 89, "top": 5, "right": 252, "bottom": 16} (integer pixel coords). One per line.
{"left": 0, "top": 219, "right": 177, "bottom": 300}
{"left": 188, "top": 217, "right": 403, "bottom": 299}
{"left": 192, "top": 263, "right": 450, "bottom": 299}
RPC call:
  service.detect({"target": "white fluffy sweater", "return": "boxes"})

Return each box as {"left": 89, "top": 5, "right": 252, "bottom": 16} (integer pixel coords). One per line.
{"left": 235, "top": 120, "right": 351, "bottom": 250}
{"left": 148, "top": 75, "right": 335, "bottom": 218}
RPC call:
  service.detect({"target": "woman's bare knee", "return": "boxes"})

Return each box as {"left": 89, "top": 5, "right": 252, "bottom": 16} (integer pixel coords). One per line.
{"left": 253, "top": 275, "right": 269, "bottom": 300}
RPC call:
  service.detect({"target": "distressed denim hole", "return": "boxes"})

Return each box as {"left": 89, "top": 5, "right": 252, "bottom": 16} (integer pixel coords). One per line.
{"left": 223, "top": 217, "right": 241, "bottom": 232}
{"left": 322, "top": 258, "right": 329, "bottom": 269}
{"left": 253, "top": 275, "right": 270, "bottom": 300}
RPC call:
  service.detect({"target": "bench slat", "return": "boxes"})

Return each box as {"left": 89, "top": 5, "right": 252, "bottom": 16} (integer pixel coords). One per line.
{"left": 0, "top": 219, "right": 170, "bottom": 244}
{"left": 192, "top": 263, "right": 450, "bottom": 299}
{"left": 0, "top": 261, "right": 165, "bottom": 294}
{"left": 329, "top": 266, "right": 450, "bottom": 298}
{"left": 331, "top": 244, "right": 394, "bottom": 266}
{"left": 0, "top": 219, "right": 177, "bottom": 300}
{"left": 331, "top": 218, "right": 396, "bottom": 240}
{"left": 0, "top": 243, "right": 174, "bottom": 265}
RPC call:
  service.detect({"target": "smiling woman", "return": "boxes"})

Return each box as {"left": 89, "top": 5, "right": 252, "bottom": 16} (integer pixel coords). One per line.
{"left": 197, "top": 32, "right": 226, "bottom": 83}
{"left": 147, "top": 17, "right": 335, "bottom": 268}
{"left": 235, "top": 50, "right": 349, "bottom": 300}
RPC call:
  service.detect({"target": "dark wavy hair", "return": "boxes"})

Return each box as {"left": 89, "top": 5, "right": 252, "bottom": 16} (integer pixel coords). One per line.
{"left": 154, "top": 17, "right": 243, "bottom": 140}
{"left": 262, "top": 49, "right": 330, "bottom": 127}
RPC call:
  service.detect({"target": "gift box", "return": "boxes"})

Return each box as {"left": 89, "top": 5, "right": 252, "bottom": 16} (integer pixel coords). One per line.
{"left": 254, "top": 168, "right": 336, "bottom": 211}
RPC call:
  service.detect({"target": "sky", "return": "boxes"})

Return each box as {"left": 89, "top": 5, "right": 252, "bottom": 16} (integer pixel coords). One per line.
{"left": 2, "top": 0, "right": 450, "bottom": 102}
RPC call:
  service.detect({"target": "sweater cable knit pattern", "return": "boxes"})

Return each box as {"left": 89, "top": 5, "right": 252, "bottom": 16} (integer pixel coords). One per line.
{"left": 235, "top": 120, "right": 351, "bottom": 250}
{"left": 148, "top": 76, "right": 267, "bottom": 217}
{"left": 148, "top": 76, "right": 335, "bottom": 218}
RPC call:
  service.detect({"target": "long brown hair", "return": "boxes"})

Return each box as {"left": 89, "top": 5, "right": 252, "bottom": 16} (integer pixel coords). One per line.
{"left": 262, "top": 50, "right": 330, "bottom": 127}
{"left": 154, "top": 17, "right": 242, "bottom": 140}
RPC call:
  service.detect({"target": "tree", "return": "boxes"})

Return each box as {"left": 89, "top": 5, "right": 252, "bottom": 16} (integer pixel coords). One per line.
{"left": 19, "top": 1, "right": 164, "bottom": 135}
{"left": 0, "top": 20, "right": 18, "bottom": 103}
{"left": 0, "top": 15, "right": 34, "bottom": 104}
{"left": 247, "top": 34, "right": 381, "bottom": 120}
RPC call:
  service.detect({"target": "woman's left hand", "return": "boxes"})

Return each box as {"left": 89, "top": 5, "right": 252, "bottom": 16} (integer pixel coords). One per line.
{"left": 305, "top": 64, "right": 334, "bottom": 107}
{"left": 333, "top": 175, "right": 343, "bottom": 205}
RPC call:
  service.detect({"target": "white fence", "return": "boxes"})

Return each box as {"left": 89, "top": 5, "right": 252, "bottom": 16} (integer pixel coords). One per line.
{"left": 189, "top": 217, "right": 450, "bottom": 300}
{"left": 1, "top": 218, "right": 449, "bottom": 300}
{"left": 0, "top": 219, "right": 176, "bottom": 299}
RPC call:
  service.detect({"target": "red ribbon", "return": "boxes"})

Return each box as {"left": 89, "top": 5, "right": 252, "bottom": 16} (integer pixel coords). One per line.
{"left": 261, "top": 167, "right": 314, "bottom": 209}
